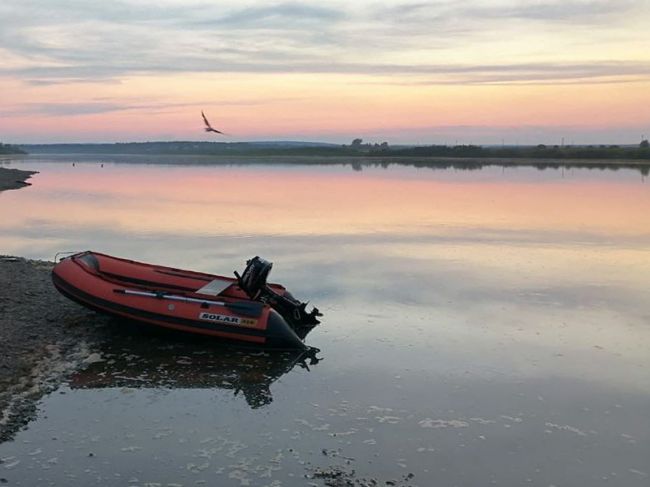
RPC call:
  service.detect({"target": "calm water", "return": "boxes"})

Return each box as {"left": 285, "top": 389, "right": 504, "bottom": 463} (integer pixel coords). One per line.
{"left": 0, "top": 155, "right": 649, "bottom": 486}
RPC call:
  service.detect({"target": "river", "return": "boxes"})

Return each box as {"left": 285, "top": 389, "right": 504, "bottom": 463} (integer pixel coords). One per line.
{"left": 0, "top": 155, "right": 648, "bottom": 486}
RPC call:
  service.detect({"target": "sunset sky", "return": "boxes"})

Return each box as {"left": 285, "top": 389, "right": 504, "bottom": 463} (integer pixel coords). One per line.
{"left": 1, "top": 0, "right": 649, "bottom": 144}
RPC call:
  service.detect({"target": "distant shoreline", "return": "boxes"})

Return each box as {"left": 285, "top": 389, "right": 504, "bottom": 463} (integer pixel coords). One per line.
{"left": 11, "top": 152, "right": 650, "bottom": 176}
{"left": 0, "top": 143, "right": 26, "bottom": 155}
{"left": 18, "top": 141, "right": 650, "bottom": 162}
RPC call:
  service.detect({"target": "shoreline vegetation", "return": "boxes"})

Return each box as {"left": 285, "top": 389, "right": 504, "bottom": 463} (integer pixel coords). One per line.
{"left": 18, "top": 139, "right": 650, "bottom": 161}
{"left": 6, "top": 140, "right": 650, "bottom": 176}
{"left": 10, "top": 144, "right": 650, "bottom": 176}
{"left": 0, "top": 143, "right": 27, "bottom": 155}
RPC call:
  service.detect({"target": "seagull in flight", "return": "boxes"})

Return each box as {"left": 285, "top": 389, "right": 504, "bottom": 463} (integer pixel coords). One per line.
{"left": 201, "top": 111, "right": 226, "bottom": 135}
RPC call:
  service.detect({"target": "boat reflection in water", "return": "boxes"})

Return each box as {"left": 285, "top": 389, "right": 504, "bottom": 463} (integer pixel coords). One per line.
{"left": 69, "top": 333, "right": 321, "bottom": 409}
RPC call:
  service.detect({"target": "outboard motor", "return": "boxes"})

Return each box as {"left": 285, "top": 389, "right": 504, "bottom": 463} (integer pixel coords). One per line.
{"left": 236, "top": 257, "right": 322, "bottom": 335}
{"left": 237, "top": 256, "right": 273, "bottom": 300}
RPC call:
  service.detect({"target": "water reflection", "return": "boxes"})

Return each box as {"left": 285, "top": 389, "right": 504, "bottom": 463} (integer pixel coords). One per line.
{"left": 69, "top": 332, "right": 321, "bottom": 409}
{"left": 2, "top": 160, "right": 648, "bottom": 254}
{"left": 352, "top": 158, "right": 650, "bottom": 176}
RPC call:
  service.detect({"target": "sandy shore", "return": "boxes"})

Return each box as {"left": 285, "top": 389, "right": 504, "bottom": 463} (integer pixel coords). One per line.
{"left": 0, "top": 166, "right": 37, "bottom": 191}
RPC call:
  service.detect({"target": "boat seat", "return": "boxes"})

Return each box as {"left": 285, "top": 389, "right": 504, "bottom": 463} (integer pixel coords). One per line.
{"left": 195, "top": 278, "right": 233, "bottom": 296}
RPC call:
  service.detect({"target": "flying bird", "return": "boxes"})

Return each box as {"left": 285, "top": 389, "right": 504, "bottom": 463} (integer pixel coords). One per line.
{"left": 201, "top": 111, "right": 226, "bottom": 135}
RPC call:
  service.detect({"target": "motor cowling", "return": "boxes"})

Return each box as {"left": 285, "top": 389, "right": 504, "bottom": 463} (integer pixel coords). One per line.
{"left": 237, "top": 256, "right": 273, "bottom": 300}
{"left": 235, "top": 257, "right": 322, "bottom": 335}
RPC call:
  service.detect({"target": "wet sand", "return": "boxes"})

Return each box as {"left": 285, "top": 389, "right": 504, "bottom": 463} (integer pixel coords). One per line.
{"left": 0, "top": 256, "right": 111, "bottom": 442}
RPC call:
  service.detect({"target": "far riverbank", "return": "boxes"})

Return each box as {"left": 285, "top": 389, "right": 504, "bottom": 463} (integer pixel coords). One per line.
{"left": 10, "top": 152, "right": 650, "bottom": 176}
{"left": 19, "top": 140, "right": 650, "bottom": 162}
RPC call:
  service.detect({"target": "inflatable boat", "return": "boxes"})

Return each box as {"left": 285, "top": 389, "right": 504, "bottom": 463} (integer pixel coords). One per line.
{"left": 51, "top": 252, "right": 321, "bottom": 349}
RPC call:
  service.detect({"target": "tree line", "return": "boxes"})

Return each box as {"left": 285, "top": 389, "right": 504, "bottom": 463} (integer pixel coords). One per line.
{"left": 0, "top": 143, "right": 26, "bottom": 155}
{"left": 345, "top": 139, "right": 650, "bottom": 160}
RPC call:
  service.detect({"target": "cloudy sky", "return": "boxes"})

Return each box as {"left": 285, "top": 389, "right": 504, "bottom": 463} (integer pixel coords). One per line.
{"left": 1, "top": 0, "right": 649, "bottom": 144}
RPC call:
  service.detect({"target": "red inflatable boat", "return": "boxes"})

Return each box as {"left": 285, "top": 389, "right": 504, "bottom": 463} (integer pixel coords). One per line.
{"left": 52, "top": 252, "right": 321, "bottom": 349}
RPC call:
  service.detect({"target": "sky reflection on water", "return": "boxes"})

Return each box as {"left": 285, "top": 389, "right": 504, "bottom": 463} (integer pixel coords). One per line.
{"left": 0, "top": 157, "right": 648, "bottom": 486}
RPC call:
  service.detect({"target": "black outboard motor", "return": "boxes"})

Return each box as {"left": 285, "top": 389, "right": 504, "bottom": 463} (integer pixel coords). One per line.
{"left": 237, "top": 256, "right": 273, "bottom": 300}
{"left": 235, "top": 257, "right": 322, "bottom": 336}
